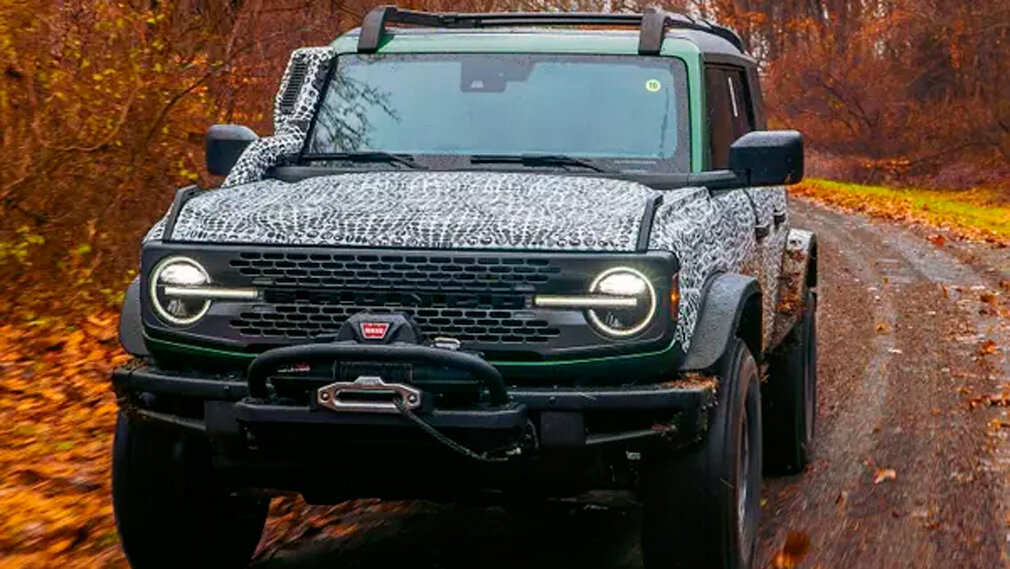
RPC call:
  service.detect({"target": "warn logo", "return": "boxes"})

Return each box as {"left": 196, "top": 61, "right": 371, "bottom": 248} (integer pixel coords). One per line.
{"left": 360, "top": 322, "right": 390, "bottom": 340}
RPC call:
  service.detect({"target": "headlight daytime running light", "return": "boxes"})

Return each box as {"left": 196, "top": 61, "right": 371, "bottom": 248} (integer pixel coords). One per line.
{"left": 149, "top": 256, "right": 212, "bottom": 326}
{"left": 586, "top": 267, "right": 657, "bottom": 338}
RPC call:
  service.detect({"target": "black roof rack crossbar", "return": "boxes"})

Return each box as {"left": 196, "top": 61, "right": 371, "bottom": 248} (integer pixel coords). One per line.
{"left": 356, "top": 5, "right": 744, "bottom": 55}
{"left": 640, "top": 9, "right": 745, "bottom": 53}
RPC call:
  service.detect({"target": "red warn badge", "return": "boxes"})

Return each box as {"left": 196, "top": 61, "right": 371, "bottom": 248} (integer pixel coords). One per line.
{"left": 360, "top": 322, "right": 390, "bottom": 340}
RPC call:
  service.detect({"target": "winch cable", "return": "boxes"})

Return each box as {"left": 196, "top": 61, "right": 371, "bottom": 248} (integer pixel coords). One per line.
{"left": 393, "top": 399, "right": 515, "bottom": 463}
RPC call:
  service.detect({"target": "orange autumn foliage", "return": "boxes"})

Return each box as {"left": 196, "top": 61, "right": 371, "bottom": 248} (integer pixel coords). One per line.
{"left": 0, "top": 314, "right": 129, "bottom": 568}
{"left": 768, "top": 531, "right": 811, "bottom": 569}
{"left": 704, "top": 0, "right": 1010, "bottom": 189}
{"left": 0, "top": 314, "right": 378, "bottom": 568}
{"left": 1, "top": 0, "right": 366, "bottom": 315}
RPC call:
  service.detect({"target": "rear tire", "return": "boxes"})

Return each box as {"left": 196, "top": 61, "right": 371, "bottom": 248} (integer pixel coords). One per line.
{"left": 641, "top": 339, "right": 762, "bottom": 569}
{"left": 112, "top": 413, "right": 268, "bottom": 569}
{"left": 764, "top": 289, "right": 817, "bottom": 474}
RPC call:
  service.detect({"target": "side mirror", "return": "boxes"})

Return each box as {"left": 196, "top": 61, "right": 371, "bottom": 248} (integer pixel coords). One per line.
{"left": 206, "top": 125, "right": 258, "bottom": 177}
{"left": 729, "top": 130, "right": 804, "bottom": 186}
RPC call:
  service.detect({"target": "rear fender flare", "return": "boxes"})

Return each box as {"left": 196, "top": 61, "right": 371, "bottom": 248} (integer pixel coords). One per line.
{"left": 771, "top": 229, "right": 817, "bottom": 348}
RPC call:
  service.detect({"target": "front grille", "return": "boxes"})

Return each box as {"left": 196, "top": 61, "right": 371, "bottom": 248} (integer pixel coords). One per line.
{"left": 229, "top": 251, "right": 561, "bottom": 291}
{"left": 228, "top": 252, "right": 566, "bottom": 344}
{"left": 231, "top": 303, "right": 561, "bottom": 343}
{"left": 143, "top": 245, "right": 677, "bottom": 361}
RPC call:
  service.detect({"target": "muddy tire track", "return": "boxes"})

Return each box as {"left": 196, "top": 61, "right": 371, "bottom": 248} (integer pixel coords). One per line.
{"left": 757, "top": 199, "right": 1010, "bottom": 569}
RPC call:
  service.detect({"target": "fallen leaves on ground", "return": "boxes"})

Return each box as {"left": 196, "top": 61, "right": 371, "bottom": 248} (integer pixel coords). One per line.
{"left": 260, "top": 496, "right": 369, "bottom": 555}
{"left": 978, "top": 339, "right": 1000, "bottom": 356}
{"left": 834, "top": 490, "right": 849, "bottom": 508}
{"left": 661, "top": 372, "right": 718, "bottom": 390}
{"left": 967, "top": 392, "right": 1010, "bottom": 410}
{"left": 978, "top": 292, "right": 1002, "bottom": 316}
{"left": 768, "top": 531, "right": 811, "bottom": 569}
{"left": 0, "top": 314, "right": 129, "bottom": 569}
{"left": 873, "top": 468, "right": 898, "bottom": 484}
{"left": 255, "top": 496, "right": 420, "bottom": 560}
{"left": 0, "top": 312, "right": 407, "bottom": 568}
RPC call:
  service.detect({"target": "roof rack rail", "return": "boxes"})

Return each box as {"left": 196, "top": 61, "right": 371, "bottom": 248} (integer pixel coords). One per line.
{"left": 356, "top": 5, "right": 744, "bottom": 55}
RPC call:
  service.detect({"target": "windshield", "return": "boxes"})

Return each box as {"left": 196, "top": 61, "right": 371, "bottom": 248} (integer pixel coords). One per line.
{"left": 305, "top": 53, "right": 690, "bottom": 172}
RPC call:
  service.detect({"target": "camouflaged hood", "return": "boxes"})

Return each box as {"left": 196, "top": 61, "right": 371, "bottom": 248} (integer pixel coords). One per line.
{"left": 146, "top": 171, "right": 661, "bottom": 252}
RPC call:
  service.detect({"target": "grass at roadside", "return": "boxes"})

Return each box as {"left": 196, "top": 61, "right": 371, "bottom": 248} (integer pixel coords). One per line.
{"left": 790, "top": 179, "right": 1010, "bottom": 245}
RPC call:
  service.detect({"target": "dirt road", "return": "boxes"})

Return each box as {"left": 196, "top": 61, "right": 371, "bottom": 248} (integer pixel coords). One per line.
{"left": 252, "top": 198, "right": 1010, "bottom": 569}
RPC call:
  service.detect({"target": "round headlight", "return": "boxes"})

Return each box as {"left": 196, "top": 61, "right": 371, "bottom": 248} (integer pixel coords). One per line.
{"left": 587, "top": 267, "right": 657, "bottom": 337}
{"left": 149, "top": 256, "right": 211, "bottom": 326}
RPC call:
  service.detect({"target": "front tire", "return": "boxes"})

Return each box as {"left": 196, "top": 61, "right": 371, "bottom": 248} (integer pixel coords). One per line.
{"left": 112, "top": 413, "right": 268, "bottom": 569}
{"left": 641, "top": 339, "right": 762, "bottom": 569}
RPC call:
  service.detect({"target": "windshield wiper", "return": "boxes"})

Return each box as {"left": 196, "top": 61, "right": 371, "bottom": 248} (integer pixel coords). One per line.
{"left": 470, "top": 154, "right": 612, "bottom": 174}
{"left": 299, "top": 152, "right": 426, "bottom": 170}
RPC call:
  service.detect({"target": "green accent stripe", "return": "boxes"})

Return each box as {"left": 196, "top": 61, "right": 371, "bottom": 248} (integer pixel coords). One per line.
{"left": 147, "top": 337, "right": 256, "bottom": 363}
{"left": 491, "top": 341, "right": 678, "bottom": 367}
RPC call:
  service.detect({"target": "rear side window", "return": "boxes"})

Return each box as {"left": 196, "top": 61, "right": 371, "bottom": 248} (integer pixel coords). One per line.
{"left": 705, "top": 66, "right": 755, "bottom": 169}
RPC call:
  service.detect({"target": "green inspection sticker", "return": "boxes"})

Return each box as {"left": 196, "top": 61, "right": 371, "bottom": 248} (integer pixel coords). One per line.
{"left": 645, "top": 79, "right": 662, "bottom": 92}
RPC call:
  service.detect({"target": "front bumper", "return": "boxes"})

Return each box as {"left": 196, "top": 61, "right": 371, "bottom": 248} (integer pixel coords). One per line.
{"left": 114, "top": 359, "right": 713, "bottom": 449}
{"left": 114, "top": 347, "right": 716, "bottom": 498}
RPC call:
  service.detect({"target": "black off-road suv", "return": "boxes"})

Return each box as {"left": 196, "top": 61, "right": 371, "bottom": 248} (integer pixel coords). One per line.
{"left": 112, "top": 7, "right": 817, "bottom": 569}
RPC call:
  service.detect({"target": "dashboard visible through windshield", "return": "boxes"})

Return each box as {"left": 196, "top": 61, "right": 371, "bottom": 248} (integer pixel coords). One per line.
{"left": 305, "top": 53, "right": 690, "bottom": 173}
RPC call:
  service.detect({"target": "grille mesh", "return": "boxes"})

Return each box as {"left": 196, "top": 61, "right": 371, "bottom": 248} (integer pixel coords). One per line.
{"left": 231, "top": 304, "right": 561, "bottom": 343}
{"left": 229, "top": 251, "right": 560, "bottom": 291}
{"left": 228, "top": 252, "right": 564, "bottom": 344}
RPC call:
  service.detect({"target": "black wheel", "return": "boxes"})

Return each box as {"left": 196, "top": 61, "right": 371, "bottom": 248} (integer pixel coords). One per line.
{"left": 112, "top": 413, "right": 268, "bottom": 569}
{"left": 764, "top": 289, "right": 817, "bottom": 474}
{"left": 641, "top": 338, "right": 762, "bottom": 569}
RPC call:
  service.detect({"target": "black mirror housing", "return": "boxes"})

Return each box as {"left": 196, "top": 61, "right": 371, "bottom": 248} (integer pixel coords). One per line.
{"left": 729, "top": 130, "right": 804, "bottom": 186}
{"left": 206, "top": 125, "right": 258, "bottom": 177}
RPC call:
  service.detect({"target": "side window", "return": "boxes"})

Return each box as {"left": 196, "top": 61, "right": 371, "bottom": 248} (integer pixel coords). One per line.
{"left": 706, "top": 66, "right": 755, "bottom": 169}
{"left": 726, "top": 69, "right": 754, "bottom": 139}
{"left": 705, "top": 67, "right": 733, "bottom": 169}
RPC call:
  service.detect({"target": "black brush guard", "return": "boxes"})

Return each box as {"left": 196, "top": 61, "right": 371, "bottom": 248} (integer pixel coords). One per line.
{"left": 236, "top": 342, "right": 531, "bottom": 462}
{"left": 246, "top": 342, "right": 509, "bottom": 404}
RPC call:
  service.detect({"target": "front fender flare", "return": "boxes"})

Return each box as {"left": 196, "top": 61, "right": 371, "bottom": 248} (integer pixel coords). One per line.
{"left": 680, "top": 273, "right": 762, "bottom": 372}
{"left": 118, "top": 278, "right": 149, "bottom": 357}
